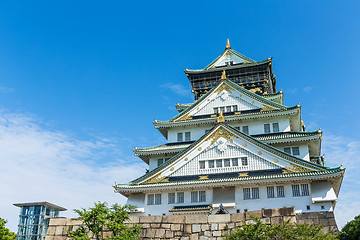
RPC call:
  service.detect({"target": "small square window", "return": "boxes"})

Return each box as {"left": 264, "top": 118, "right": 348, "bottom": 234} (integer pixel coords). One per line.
{"left": 220, "top": 107, "right": 225, "bottom": 113}
{"left": 226, "top": 106, "right": 231, "bottom": 113}
{"left": 264, "top": 124, "right": 271, "bottom": 133}
{"left": 214, "top": 108, "right": 219, "bottom": 114}
{"left": 199, "top": 191, "right": 206, "bottom": 202}
{"left": 232, "top": 158, "right": 238, "bottom": 167}
{"left": 185, "top": 132, "right": 191, "bottom": 141}
{"left": 252, "top": 187, "right": 259, "bottom": 199}
{"left": 155, "top": 194, "right": 162, "bottom": 205}
{"left": 267, "top": 186, "right": 275, "bottom": 198}
{"left": 208, "top": 160, "right": 215, "bottom": 168}
{"left": 241, "top": 157, "right": 248, "bottom": 166}
{"left": 321, "top": 205, "right": 325, "bottom": 210}
{"left": 216, "top": 159, "right": 223, "bottom": 168}
{"left": 224, "top": 159, "right": 231, "bottom": 167}
{"left": 147, "top": 194, "right": 154, "bottom": 205}
{"left": 292, "top": 147, "right": 300, "bottom": 156}
{"left": 242, "top": 126, "right": 249, "bottom": 135}
{"left": 243, "top": 188, "right": 251, "bottom": 200}
{"left": 292, "top": 185, "right": 300, "bottom": 197}
{"left": 284, "top": 147, "right": 291, "bottom": 154}
{"left": 301, "top": 184, "right": 309, "bottom": 196}
{"left": 233, "top": 105, "right": 238, "bottom": 112}
{"left": 306, "top": 205, "right": 311, "bottom": 210}
{"left": 277, "top": 186, "right": 285, "bottom": 198}
{"left": 157, "top": 159, "right": 164, "bottom": 167}
{"left": 177, "top": 192, "right": 184, "bottom": 203}
{"left": 168, "top": 193, "right": 175, "bottom": 204}
{"left": 199, "top": 161, "right": 205, "bottom": 169}
{"left": 273, "top": 123, "right": 279, "bottom": 133}
{"left": 177, "top": 132, "right": 183, "bottom": 142}
{"left": 191, "top": 191, "right": 198, "bottom": 202}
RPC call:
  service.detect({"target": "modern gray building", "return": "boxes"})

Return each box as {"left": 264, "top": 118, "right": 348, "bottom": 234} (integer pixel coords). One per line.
{"left": 14, "top": 202, "right": 66, "bottom": 240}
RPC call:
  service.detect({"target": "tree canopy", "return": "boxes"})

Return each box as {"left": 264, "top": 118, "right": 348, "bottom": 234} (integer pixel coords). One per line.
{"left": 337, "top": 214, "right": 360, "bottom": 240}
{"left": 0, "top": 218, "right": 16, "bottom": 240}
{"left": 223, "top": 217, "right": 336, "bottom": 240}
{"left": 67, "top": 202, "right": 141, "bottom": 240}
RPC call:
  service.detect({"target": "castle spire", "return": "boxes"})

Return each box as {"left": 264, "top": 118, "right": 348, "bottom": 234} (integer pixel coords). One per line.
{"left": 221, "top": 70, "right": 227, "bottom": 80}
{"left": 225, "top": 38, "right": 231, "bottom": 49}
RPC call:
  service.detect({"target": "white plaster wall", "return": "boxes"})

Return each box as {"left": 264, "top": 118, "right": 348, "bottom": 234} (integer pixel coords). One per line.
{"left": 167, "top": 117, "right": 291, "bottom": 143}
{"left": 126, "top": 193, "right": 145, "bottom": 208}
{"left": 272, "top": 143, "right": 310, "bottom": 161}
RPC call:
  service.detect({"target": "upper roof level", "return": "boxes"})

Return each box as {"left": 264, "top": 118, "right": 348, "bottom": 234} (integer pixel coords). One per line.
{"left": 14, "top": 201, "right": 67, "bottom": 211}
{"left": 185, "top": 39, "right": 276, "bottom": 100}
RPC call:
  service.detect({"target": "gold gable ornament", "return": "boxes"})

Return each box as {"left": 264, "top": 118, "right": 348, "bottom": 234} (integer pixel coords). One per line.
{"left": 217, "top": 110, "right": 225, "bottom": 123}
{"left": 221, "top": 70, "right": 227, "bottom": 80}
{"left": 225, "top": 38, "right": 231, "bottom": 49}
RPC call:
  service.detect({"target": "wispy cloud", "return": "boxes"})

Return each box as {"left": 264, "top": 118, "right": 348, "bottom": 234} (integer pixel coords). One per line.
{"left": 323, "top": 134, "right": 360, "bottom": 229}
{"left": 160, "top": 83, "right": 191, "bottom": 97}
{"left": 0, "top": 86, "right": 15, "bottom": 93}
{"left": 303, "top": 86, "right": 313, "bottom": 93}
{"left": 0, "top": 110, "right": 146, "bottom": 232}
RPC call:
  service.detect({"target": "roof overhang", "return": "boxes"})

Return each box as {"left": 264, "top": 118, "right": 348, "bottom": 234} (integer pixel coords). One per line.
{"left": 13, "top": 202, "right": 67, "bottom": 211}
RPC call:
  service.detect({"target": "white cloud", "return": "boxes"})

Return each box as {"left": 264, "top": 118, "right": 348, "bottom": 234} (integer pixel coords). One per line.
{"left": 0, "top": 86, "right": 15, "bottom": 93}
{"left": 303, "top": 86, "right": 313, "bottom": 93}
{"left": 160, "top": 83, "right": 191, "bottom": 97}
{"left": 0, "top": 110, "right": 146, "bottom": 232}
{"left": 322, "top": 133, "right": 360, "bottom": 229}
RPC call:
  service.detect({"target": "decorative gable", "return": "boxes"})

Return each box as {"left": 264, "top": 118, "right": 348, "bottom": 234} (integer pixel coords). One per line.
{"left": 135, "top": 124, "right": 323, "bottom": 185}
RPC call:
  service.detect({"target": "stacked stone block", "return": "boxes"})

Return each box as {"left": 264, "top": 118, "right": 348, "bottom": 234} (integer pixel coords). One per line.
{"left": 45, "top": 207, "right": 338, "bottom": 240}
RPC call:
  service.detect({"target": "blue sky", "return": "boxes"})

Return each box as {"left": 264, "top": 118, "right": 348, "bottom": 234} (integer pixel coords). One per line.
{"left": 0, "top": 0, "right": 359, "bottom": 232}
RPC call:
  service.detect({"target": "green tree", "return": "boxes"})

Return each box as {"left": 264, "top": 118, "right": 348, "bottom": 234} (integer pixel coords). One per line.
{"left": 223, "top": 217, "right": 336, "bottom": 240}
{"left": 0, "top": 218, "right": 16, "bottom": 240}
{"left": 337, "top": 214, "right": 360, "bottom": 240}
{"left": 67, "top": 202, "right": 141, "bottom": 240}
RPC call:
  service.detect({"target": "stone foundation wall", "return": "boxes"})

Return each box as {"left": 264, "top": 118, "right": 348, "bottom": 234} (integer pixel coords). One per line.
{"left": 45, "top": 207, "right": 338, "bottom": 240}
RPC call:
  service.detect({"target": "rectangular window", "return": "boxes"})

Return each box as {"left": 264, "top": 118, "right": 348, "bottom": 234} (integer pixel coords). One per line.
{"left": 220, "top": 107, "right": 225, "bottom": 113}
{"left": 272, "top": 123, "right": 279, "bottom": 133}
{"left": 155, "top": 194, "right": 162, "bottom": 205}
{"left": 177, "top": 132, "right": 183, "bottom": 142}
{"left": 292, "top": 147, "right": 300, "bottom": 156}
{"left": 267, "top": 186, "right": 275, "bottom": 198}
{"left": 292, "top": 185, "right": 301, "bottom": 197}
{"left": 147, "top": 194, "right": 154, "bottom": 205}
{"left": 199, "top": 161, "right": 205, "bottom": 169}
{"left": 233, "top": 105, "right": 238, "bottom": 112}
{"left": 235, "top": 126, "right": 240, "bottom": 130}
{"left": 284, "top": 147, "right": 291, "bottom": 154}
{"left": 199, "top": 191, "right": 206, "bottom": 202}
{"left": 226, "top": 106, "right": 231, "bottom": 113}
{"left": 157, "top": 159, "right": 164, "bottom": 167}
{"left": 177, "top": 192, "right": 184, "bottom": 203}
{"left": 277, "top": 186, "right": 285, "bottom": 198}
{"left": 214, "top": 108, "right": 219, "bottom": 114}
{"left": 185, "top": 132, "right": 191, "bottom": 141}
{"left": 168, "top": 193, "right": 175, "bottom": 204}
{"left": 252, "top": 187, "right": 259, "bottom": 199}
{"left": 191, "top": 191, "right": 198, "bottom": 202}
{"left": 208, "top": 160, "right": 215, "bottom": 168}
{"left": 242, "top": 126, "right": 249, "bottom": 135}
{"left": 243, "top": 188, "right": 251, "bottom": 200}
{"left": 301, "top": 184, "right": 309, "bottom": 196}
{"left": 216, "top": 159, "right": 223, "bottom": 168}
{"left": 264, "top": 124, "right": 271, "bottom": 133}
{"left": 241, "top": 157, "right": 248, "bottom": 166}
{"left": 224, "top": 159, "right": 231, "bottom": 167}
{"left": 232, "top": 158, "right": 238, "bottom": 166}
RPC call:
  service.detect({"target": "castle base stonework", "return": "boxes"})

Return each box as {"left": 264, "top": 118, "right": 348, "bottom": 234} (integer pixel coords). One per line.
{"left": 45, "top": 207, "right": 338, "bottom": 240}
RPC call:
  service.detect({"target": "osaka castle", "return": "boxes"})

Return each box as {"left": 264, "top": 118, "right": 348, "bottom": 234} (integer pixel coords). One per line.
{"left": 114, "top": 39, "right": 344, "bottom": 216}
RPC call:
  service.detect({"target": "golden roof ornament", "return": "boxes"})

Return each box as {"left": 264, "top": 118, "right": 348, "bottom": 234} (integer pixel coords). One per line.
{"left": 226, "top": 38, "right": 231, "bottom": 49}
{"left": 221, "top": 70, "right": 227, "bottom": 80}
{"left": 217, "top": 110, "right": 225, "bottom": 123}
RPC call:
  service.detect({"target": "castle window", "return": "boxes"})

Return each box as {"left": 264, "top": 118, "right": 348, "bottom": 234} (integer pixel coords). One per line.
{"left": 208, "top": 160, "right": 215, "bottom": 168}
{"left": 277, "top": 186, "right": 285, "bottom": 198}
{"left": 243, "top": 187, "right": 259, "bottom": 200}
{"left": 267, "top": 186, "right": 285, "bottom": 198}
{"left": 224, "top": 159, "right": 231, "bottom": 167}
{"left": 216, "top": 159, "right": 223, "bottom": 168}
{"left": 199, "top": 191, "right": 206, "bottom": 202}
{"left": 147, "top": 194, "right": 154, "bottom": 205}
{"left": 241, "top": 157, "right": 248, "bottom": 166}
{"left": 264, "top": 124, "right": 271, "bottom": 133}
{"left": 301, "top": 184, "right": 309, "bottom": 196}
{"left": 226, "top": 106, "right": 231, "bottom": 113}
{"left": 199, "top": 161, "right": 205, "bottom": 169}
{"left": 157, "top": 159, "right": 164, "bottom": 167}
{"left": 155, "top": 194, "right": 162, "bottom": 205}
{"left": 252, "top": 188, "right": 259, "bottom": 199}
{"left": 191, "top": 191, "right": 198, "bottom": 202}
{"left": 177, "top": 133, "right": 183, "bottom": 142}
{"left": 284, "top": 147, "right": 291, "bottom": 154}
{"left": 232, "top": 158, "right": 239, "bottom": 166}
{"left": 220, "top": 107, "right": 225, "bottom": 113}
{"left": 273, "top": 123, "right": 279, "bottom": 133}
{"left": 185, "top": 132, "right": 191, "bottom": 141}
{"left": 177, "top": 192, "right": 184, "bottom": 203}
{"left": 292, "top": 147, "right": 300, "bottom": 156}
{"left": 233, "top": 105, "right": 238, "bottom": 112}
{"left": 267, "top": 187, "right": 275, "bottom": 198}
{"left": 168, "top": 193, "right": 175, "bottom": 204}
{"left": 213, "top": 108, "right": 219, "bottom": 114}
{"left": 191, "top": 191, "right": 206, "bottom": 202}
{"left": 292, "top": 185, "right": 301, "bottom": 197}
{"left": 242, "top": 126, "right": 249, "bottom": 135}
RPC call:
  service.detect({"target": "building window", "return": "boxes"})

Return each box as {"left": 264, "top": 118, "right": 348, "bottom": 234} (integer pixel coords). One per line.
{"left": 177, "top": 133, "right": 183, "bottom": 142}
{"left": 213, "top": 108, "right": 219, "bottom": 114}
{"left": 220, "top": 107, "right": 225, "bottom": 113}
{"left": 168, "top": 193, "right": 175, "bottom": 204}
{"left": 284, "top": 147, "right": 291, "bottom": 154}
{"left": 241, "top": 157, "right": 248, "bottom": 166}
{"left": 224, "top": 159, "right": 231, "bottom": 167}
{"left": 208, "top": 160, "right": 215, "bottom": 168}
{"left": 199, "top": 161, "right": 205, "bottom": 169}
{"left": 301, "top": 184, "right": 310, "bottom": 196}
{"left": 191, "top": 191, "right": 198, "bottom": 202}
{"left": 277, "top": 186, "right": 285, "bottom": 198}
{"left": 233, "top": 105, "right": 238, "bottom": 112}
{"left": 273, "top": 123, "right": 279, "bottom": 133}
{"left": 157, "top": 159, "right": 164, "bottom": 167}
{"left": 232, "top": 158, "right": 239, "bottom": 166}
{"left": 242, "top": 126, "right": 249, "bottom": 135}
{"left": 292, "top": 147, "right": 300, "bottom": 156}
{"left": 267, "top": 186, "right": 275, "bottom": 198}
{"left": 177, "top": 192, "right": 184, "bottom": 203}
{"left": 147, "top": 194, "right": 154, "bottom": 205}
{"left": 264, "top": 124, "right": 271, "bottom": 133}
{"left": 234, "top": 126, "right": 240, "bottom": 130}
{"left": 199, "top": 191, "right": 206, "bottom": 202}
{"left": 292, "top": 185, "right": 301, "bottom": 197}
{"left": 185, "top": 132, "right": 191, "bottom": 141}
{"left": 155, "top": 194, "right": 162, "bottom": 205}
{"left": 306, "top": 205, "right": 311, "bottom": 210}
{"left": 226, "top": 106, "right": 231, "bottom": 113}
{"left": 244, "top": 188, "right": 259, "bottom": 200}
{"left": 216, "top": 159, "right": 223, "bottom": 168}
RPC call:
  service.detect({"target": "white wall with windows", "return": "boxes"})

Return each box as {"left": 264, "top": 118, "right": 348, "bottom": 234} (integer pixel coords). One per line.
{"left": 148, "top": 155, "right": 175, "bottom": 171}
{"left": 272, "top": 143, "right": 310, "bottom": 161}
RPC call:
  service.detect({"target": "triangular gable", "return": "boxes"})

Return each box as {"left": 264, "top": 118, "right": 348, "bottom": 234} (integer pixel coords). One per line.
{"left": 133, "top": 124, "right": 326, "bottom": 185}
{"left": 170, "top": 79, "right": 289, "bottom": 122}
{"left": 205, "top": 48, "right": 256, "bottom": 70}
